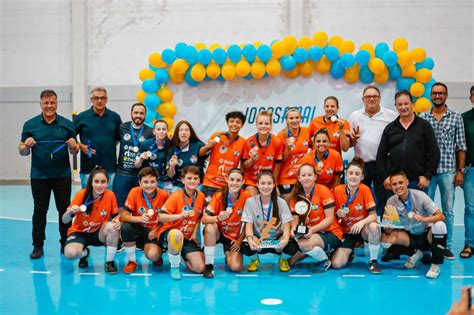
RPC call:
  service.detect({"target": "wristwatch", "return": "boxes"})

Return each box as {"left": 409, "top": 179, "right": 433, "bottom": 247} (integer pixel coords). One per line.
{"left": 457, "top": 167, "right": 467, "bottom": 174}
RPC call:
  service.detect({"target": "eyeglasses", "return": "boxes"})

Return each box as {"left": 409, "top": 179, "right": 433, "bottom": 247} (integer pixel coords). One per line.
{"left": 431, "top": 92, "right": 446, "bottom": 96}
{"left": 91, "top": 96, "right": 108, "bottom": 101}
{"left": 363, "top": 95, "right": 380, "bottom": 100}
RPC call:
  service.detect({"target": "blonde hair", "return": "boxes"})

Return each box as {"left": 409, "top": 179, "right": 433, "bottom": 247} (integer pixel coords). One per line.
{"left": 256, "top": 110, "right": 273, "bottom": 124}
{"left": 282, "top": 107, "right": 301, "bottom": 135}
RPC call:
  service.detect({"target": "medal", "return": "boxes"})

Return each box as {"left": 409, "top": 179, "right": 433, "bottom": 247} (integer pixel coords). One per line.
{"left": 145, "top": 151, "right": 152, "bottom": 158}
{"left": 226, "top": 207, "right": 233, "bottom": 213}
{"left": 317, "top": 161, "right": 323, "bottom": 168}
{"left": 407, "top": 212, "right": 414, "bottom": 219}
{"left": 142, "top": 189, "right": 157, "bottom": 219}
{"left": 80, "top": 193, "right": 103, "bottom": 213}
{"left": 213, "top": 136, "right": 221, "bottom": 143}
{"left": 130, "top": 123, "right": 144, "bottom": 153}
{"left": 330, "top": 115, "right": 338, "bottom": 123}
{"left": 133, "top": 146, "right": 139, "bottom": 153}
{"left": 79, "top": 204, "right": 87, "bottom": 212}
{"left": 147, "top": 209, "right": 154, "bottom": 216}
{"left": 343, "top": 206, "right": 350, "bottom": 214}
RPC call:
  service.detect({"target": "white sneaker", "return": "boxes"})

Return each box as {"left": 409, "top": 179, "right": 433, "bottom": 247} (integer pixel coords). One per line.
{"left": 426, "top": 264, "right": 440, "bottom": 279}
{"left": 404, "top": 249, "right": 423, "bottom": 269}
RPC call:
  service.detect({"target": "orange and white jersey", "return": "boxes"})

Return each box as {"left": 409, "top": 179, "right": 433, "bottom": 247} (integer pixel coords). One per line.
{"left": 300, "top": 148, "right": 343, "bottom": 190}
{"left": 124, "top": 186, "right": 169, "bottom": 230}
{"left": 277, "top": 127, "right": 312, "bottom": 185}
{"left": 309, "top": 115, "right": 350, "bottom": 154}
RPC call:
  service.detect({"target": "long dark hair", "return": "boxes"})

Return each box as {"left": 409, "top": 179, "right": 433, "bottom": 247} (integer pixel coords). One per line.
{"left": 218, "top": 168, "right": 245, "bottom": 209}
{"left": 291, "top": 163, "right": 317, "bottom": 207}
{"left": 257, "top": 170, "right": 280, "bottom": 220}
{"left": 82, "top": 166, "right": 109, "bottom": 214}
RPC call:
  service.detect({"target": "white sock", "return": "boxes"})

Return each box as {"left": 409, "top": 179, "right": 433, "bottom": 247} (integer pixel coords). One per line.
{"left": 125, "top": 245, "right": 136, "bottom": 263}
{"left": 169, "top": 253, "right": 181, "bottom": 268}
{"left": 306, "top": 247, "right": 328, "bottom": 263}
{"left": 80, "top": 249, "right": 88, "bottom": 258}
{"left": 204, "top": 246, "right": 215, "bottom": 265}
{"left": 369, "top": 244, "right": 380, "bottom": 261}
{"left": 106, "top": 246, "right": 117, "bottom": 262}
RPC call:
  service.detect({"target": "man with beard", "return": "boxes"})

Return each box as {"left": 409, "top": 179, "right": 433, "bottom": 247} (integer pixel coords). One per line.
{"left": 420, "top": 82, "right": 467, "bottom": 259}
{"left": 113, "top": 103, "right": 153, "bottom": 207}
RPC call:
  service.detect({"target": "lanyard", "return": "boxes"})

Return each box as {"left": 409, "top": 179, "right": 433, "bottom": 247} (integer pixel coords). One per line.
{"left": 314, "top": 150, "right": 329, "bottom": 164}
{"left": 174, "top": 143, "right": 190, "bottom": 156}
{"left": 37, "top": 140, "right": 68, "bottom": 157}
{"left": 130, "top": 123, "right": 144, "bottom": 147}
{"left": 86, "top": 140, "right": 94, "bottom": 158}
{"left": 400, "top": 191, "right": 413, "bottom": 212}
{"left": 305, "top": 186, "right": 315, "bottom": 204}
{"left": 84, "top": 194, "right": 102, "bottom": 207}
{"left": 259, "top": 197, "right": 273, "bottom": 222}
{"left": 344, "top": 186, "right": 359, "bottom": 208}
{"left": 142, "top": 189, "right": 157, "bottom": 210}
{"left": 251, "top": 133, "right": 271, "bottom": 148}
{"left": 219, "top": 132, "right": 239, "bottom": 146}
{"left": 227, "top": 191, "right": 241, "bottom": 208}
{"left": 183, "top": 189, "right": 196, "bottom": 210}
{"left": 287, "top": 128, "right": 300, "bottom": 138}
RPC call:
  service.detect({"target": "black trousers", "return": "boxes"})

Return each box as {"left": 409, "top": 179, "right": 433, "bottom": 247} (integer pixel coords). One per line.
{"left": 30, "top": 177, "right": 72, "bottom": 248}
{"left": 362, "top": 162, "right": 385, "bottom": 216}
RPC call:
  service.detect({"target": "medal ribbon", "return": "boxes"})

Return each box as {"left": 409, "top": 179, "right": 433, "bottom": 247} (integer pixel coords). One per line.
{"left": 130, "top": 123, "right": 144, "bottom": 148}
{"left": 259, "top": 197, "right": 273, "bottom": 222}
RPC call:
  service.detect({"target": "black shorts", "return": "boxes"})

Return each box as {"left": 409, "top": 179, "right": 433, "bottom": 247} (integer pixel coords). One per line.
{"left": 121, "top": 222, "right": 158, "bottom": 245}
{"left": 240, "top": 238, "right": 299, "bottom": 257}
{"left": 202, "top": 225, "right": 238, "bottom": 253}
{"left": 340, "top": 233, "right": 366, "bottom": 250}
{"left": 408, "top": 230, "right": 431, "bottom": 251}
{"left": 317, "top": 232, "right": 342, "bottom": 255}
{"left": 278, "top": 184, "right": 294, "bottom": 195}
{"left": 66, "top": 229, "right": 103, "bottom": 247}
{"left": 158, "top": 230, "right": 202, "bottom": 258}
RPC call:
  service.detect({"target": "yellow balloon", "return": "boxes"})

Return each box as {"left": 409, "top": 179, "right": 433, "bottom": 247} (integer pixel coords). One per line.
{"left": 161, "top": 117, "right": 174, "bottom": 130}
{"left": 368, "top": 58, "right": 385, "bottom": 74}
{"left": 410, "top": 82, "right": 425, "bottom": 97}
{"left": 169, "top": 68, "right": 185, "bottom": 84}
{"left": 344, "top": 64, "right": 360, "bottom": 84}
{"left": 283, "top": 67, "right": 299, "bottom": 78}
{"left": 359, "top": 43, "right": 375, "bottom": 58}
{"left": 195, "top": 43, "right": 206, "bottom": 51}
{"left": 401, "top": 64, "right": 416, "bottom": 77}
{"left": 374, "top": 68, "right": 389, "bottom": 84}
{"left": 156, "top": 102, "right": 177, "bottom": 118}
{"left": 313, "top": 32, "right": 328, "bottom": 48}
{"left": 411, "top": 48, "right": 427, "bottom": 63}
{"left": 172, "top": 59, "right": 189, "bottom": 75}
{"left": 397, "top": 50, "right": 412, "bottom": 66}
{"left": 316, "top": 56, "right": 331, "bottom": 74}
{"left": 149, "top": 52, "right": 167, "bottom": 68}
{"left": 298, "top": 36, "right": 313, "bottom": 49}
{"left": 271, "top": 41, "right": 286, "bottom": 59}
{"left": 190, "top": 63, "right": 206, "bottom": 82}
{"left": 415, "top": 68, "right": 432, "bottom": 83}
{"left": 266, "top": 59, "right": 281, "bottom": 77}
{"left": 251, "top": 61, "right": 265, "bottom": 79}
{"left": 222, "top": 62, "right": 236, "bottom": 81}
{"left": 139, "top": 68, "right": 155, "bottom": 81}
{"left": 283, "top": 35, "right": 298, "bottom": 55}
{"left": 328, "top": 35, "right": 343, "bottom": 49}
{"left": 206, "top": 62, "right": 221, "bottom": 79}
{"left": 136, "top": 89, "right": 147, "bottom": 103}
{"left": 415, "top": 97, "right": 431, "bottom": 113}
{"left": 253, "top": 41, "right": 262, "bottom": 48}
{"left": 158, "top": 88, "right": 173, "bottom": 103}
{"left": 209, "top": 43, "right": 222, "bottom": 52}
{"left": 340, "top": 40, "right": 355, "bottom": 54}
{"left": 393, "top": 37, "right": 409, "bottom": 53}
{"left": 235, "top": 60, "right": 251, "bottom": 77}
{"left": 299, "top": 62, "right": 313, "bottom": 77}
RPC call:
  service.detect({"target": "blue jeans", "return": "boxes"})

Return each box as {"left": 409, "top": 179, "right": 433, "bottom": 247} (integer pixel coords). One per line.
{"left": 428, "top": 172, "right": 455, "bottom": 249}
{"left": 463, "top": 167, "right": 474, "bottom": 247}
{"left": 112, "top": 175, "right": 139, "bottom": 207}
{"left": 80, "top": 172, "right": 115, "bottom": 190}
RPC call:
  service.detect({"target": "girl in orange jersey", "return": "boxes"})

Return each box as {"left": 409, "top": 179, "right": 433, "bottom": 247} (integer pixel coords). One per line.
{"left": 289, "top": 164, "right": 342, "bottom": 272}
{"left": 330, "top": 158, "right": 382, "bottom": 274}
{"left": 301, "top": 128, "right": 343, "bottom": 191}
{"left": 201, "top": 168, "right": 251, "bottom": 278}
{"left": 308, "top": 96, "right": 351, "bottom": 154}
{"left": 242, "top": 110, "right": 284, "bottom": 196}
{"left": 151, "top": 166, "right": 206, "bottom": 280}
{"left": 62, "top": 167, "right": 121, "bottom": 274}
{"left": 277, "top": 108, "right": 312, "bottom": 204}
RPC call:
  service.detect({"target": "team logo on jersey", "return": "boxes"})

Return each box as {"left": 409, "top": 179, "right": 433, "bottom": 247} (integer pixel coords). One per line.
{"left": 311, "top": 204, "right": 319, "bottom": 211}
{"left": 266, "top": 155, "right": 274, "bottom": 161}
{"left": 302, "top": 140, "right": 309, "bottom": 147}
{"left": 237, "top": 209, "right": 243, "bottom": 216}
{"left": 124, "top": 133, "right": 131, "bottom": 141}
{"left": 355, "top": 204, "right": 363, "bottom": 211}
{"left": 100, "top": 209, "right": 107, "bottom": 217}
{"left": 190, "top": 155, "right": 198, "bottom": 164}
{"left": 139, "top": 136, "right": 145, "bottom": 142}
{"left": 138, "top": 207, "right": 145, "bottom": 214}
{"left": 150, "top": 154, "right": 157, "bottom": 160}
{"left": 83, "top": 221, "right": 89, "bottom": 226}
{"left": 256, "top": 214, "right": 261, "bottom": 222}
{"left": 219, "top": 146, "right": 228, "bottom": 154}
{"left": 326, "top": 168, "right": 334, "bottom": 175}
{"left": 333, "top": 131, "right": 340, "bottom": 138}
{"left": 234, "top": 150, "right": 240, "bottom": 156}
{"left": 178, "top": 159, "right": 184, "bottom": 166}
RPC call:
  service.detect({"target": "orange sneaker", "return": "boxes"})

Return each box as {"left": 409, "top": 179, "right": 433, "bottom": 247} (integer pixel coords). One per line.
{"left": 123, "top": 261, "right": 138, "bottom": 274}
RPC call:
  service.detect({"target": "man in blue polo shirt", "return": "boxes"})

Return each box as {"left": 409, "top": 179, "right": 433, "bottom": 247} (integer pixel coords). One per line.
{"left": 113, "top": 103, "right": 153, "bottom": 206}
{"left": 74, "top": 87, "right": 122, "bottom": 188}
{"left": 19, "top": 90, "right": 78, "bottom": 259}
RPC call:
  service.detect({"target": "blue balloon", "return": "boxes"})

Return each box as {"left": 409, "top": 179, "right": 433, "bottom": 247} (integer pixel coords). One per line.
{"left": 339, "top": 53, "right": 356, "bottom": 68}
{"left": 162, "top": 49, "right": 176, "bottom": 65}
{"left": 360, "top": 66, "right": 374, "bottom": 84}
{"left": 356, "top": 50, "right": 371, "bottom": 66}
{"left": 144, "top": 94, "right": 161, "bottom": 109}
{"left": 154, "top": 69, "right": 169, "bottom": 85}
{"left": 148, "top": 64, "right": 158, "bottom": 71}
{"left": 244, "top": 73, "right": 253, "bottom": 80}
{"left": 184, "top": 46, "right": 198, "bottom": 64}
{"left": 227, "top": 44, "right": 242, "bottom": 63}
{"left": 216, "top": 74, "right": 225, "bottom": 82}
{"left": 397, "top": 77, "right": 416, "bottom": 91}
{"left": 415, "top": 57, "right": 435, "bottom": 70}
{"left": 212, "top": 48, "right": 227, "bottom": 65}
{"left": 242, "top": 45, "right": 257, "bottom": 63}
{"left": 141, "top": 79, "right": 159, "bottom": 94}
{"left": 257, "top": 44, "right": 272, "bottom": 63}
{"left": 144, "top": 108, "right": 157, "bottom": 124}
{"left": 375, "top": 42, "right": 389, "bottom": 59}
{"left": 280, "top": 55, "right": 296, "bottom": 71}
{"left": 185, "top": 69, "right": 199, "bottom": 87}
{"left": 198, "top": 49, "right": 212, "bottom": 66}
{"left": 383, "top": 51, "right": 398, "bottom": 67}
{"left": 293, "top": 48, "right": 309, "bottom": 64}
{"left": 308, "top": 46, "right": 323, "bottom": 61}
{"left": 330, "top": 60, "right": 345, "bottom": 79}
{"left": 325, "top": 46, "right": 339, "bottom": 61}
{"left": 175, "top": 42, "right": 188, "bottom": 59}
{"left": 389, "top": 64, "right": 402, "bottom": 80}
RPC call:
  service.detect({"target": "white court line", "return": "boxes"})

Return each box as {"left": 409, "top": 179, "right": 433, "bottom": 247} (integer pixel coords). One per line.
{"left": 30, "top": 270, "right": 51, "bottom": 274}
{"left": 236, "top": 274, "right": 258, "bottom": 277}
{"left": 342, "top": 274, "right": 366, "bottom": 278}
{"left": 289, "top": 274, "right": 311, "bottom": 278}
{"left": 0, "top": 216, "right": 58, "bottom": 223}
{"left": 183, "top": 273, "right": 202, "bottom": 277}
{"left": 451, "top": 276, "right": 473, "bottom": 279}
{"left": 0, "top": 269, "right": 5, "bottom": 272}
{"left": 397, "top": 275, "right": 420, "bottom": 278}
{"left": 79, "top": 272, "right": 100, "bottom": 276}
{"left": 130, "top": 273, "right": 152, "bottom": 277}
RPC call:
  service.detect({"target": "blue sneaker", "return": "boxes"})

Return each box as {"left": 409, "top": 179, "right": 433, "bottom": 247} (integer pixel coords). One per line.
{"left": 170, "top": 267, "right": 182, "bottom": 280}
{"left": 312, "top": 259, "right": 331, "bottom": 273}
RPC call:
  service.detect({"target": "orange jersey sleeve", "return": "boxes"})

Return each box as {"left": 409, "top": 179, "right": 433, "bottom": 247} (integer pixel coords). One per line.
{"left": 67, "top": 189, "right": 118, "bottom": 235}
{"left": 277, "top": 127, "right": 312, "bottom": 185}
{"left": 124, "top": 187, "right": 169, "bottom": 230}
{"left": 243, "top": 134, "right": 284, "bottom": 186}
{"left": 203, "top": 132, "right": 246, "bottom": 189}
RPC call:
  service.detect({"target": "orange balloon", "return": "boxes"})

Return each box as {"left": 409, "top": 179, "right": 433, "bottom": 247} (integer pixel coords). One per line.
{"left": 251, "top": 62, "right": 265, "bottom": 79}
{"left": 359, "top": 43, "right": 375, "bottom": 58}
{"left": 156, "top": 102, "right": 177, "bottom": 118}
{"left": 299, "top": 62, "right": 313, "bottom": 77}
{"left": 410, "top": 82, "right": 425, "bottom": 97}
{"left": 340, "top": 40, "right": 355, "bottom": 54}
{"left": 266, "top": 59, "right": 281, "bottom": 77}
{"left": 344, "top": 64, "right": 360, "bottom": 84}
{"left": 398, "top": 51, "right": 412, "bottom": 66}
{"left": 298, "top": 36, "right": 313, "bottom": 49}
{"left": 328, "top": 35, "right": 343, "bottom": 49}
{"left": 401, "top": 64, "right": 416, "bottom": 77}
{"left": 149, "top": 52, "right": 167, "bottom": 68}
{"left": 158, "top": 88, "right": 173, "bottom": 103}
{"left": 136, "top": 89, "right": 147, "bottom": 103}
{"left": 206, "top": 62, "right": 221, "bottom": 79}
{"left": 411, "top": 48, "right": 427, "bottom": 63}
{"left": 271, "top": 41, "right": 286, "bottom": 59}
{"left": 393, "top": 37, "right": 409, "bottom": 53}
{"left": 283, "top": 67, "right": 299, "bottom": 78}
{"left": 368, "top": 58, "right": 385, "bottom": 74}
{"left": 415, "top": 68, "right": 432, "bottom": 83}
{"left": 235, "top": 60, "right": 251, "bottom": 77}
{"left": 221, "top": 62, "right": 236, "bottom": 81}
{"left": 374, "top": 68, "right": 389, "bottom": 84}
{"left": 313, "top": 32, "right": 328, "bottom": 48}
{"left": 283, "top": 35, "right": 298, "bottom": 55}
{"left": 316, "top": 56, "right": 331, "bottom": 74}
{"left": 161, "top": 117, "right": 174, "bottom": 130}
{"left": 415, "top": 97, "right": 431, "bottom": 113}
